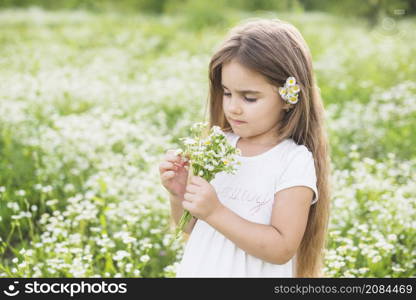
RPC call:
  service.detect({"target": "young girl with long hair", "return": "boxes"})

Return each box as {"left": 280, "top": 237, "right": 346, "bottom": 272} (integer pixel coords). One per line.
{"left": 160, "top": 18, "right": 331, "bottom": 277}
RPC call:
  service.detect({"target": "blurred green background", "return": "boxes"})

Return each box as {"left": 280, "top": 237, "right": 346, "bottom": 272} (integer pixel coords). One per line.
{"left": 0, "top": 0, "right": 415, "bottom": 277}
{"left": 1, "top": 0, "right": 416, "bottom": 18}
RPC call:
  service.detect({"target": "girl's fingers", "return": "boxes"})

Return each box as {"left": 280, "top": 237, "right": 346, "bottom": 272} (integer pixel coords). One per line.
{"left": 185, "top": 184, "right": 197, "bottom": 194}
{"left": 183, "top": 192, "right": 195, "bottom": 202}
{"left": 167, "top": 155, "right": 180, "bottom": 162}
{"left": 165, "top": 150, "right": 182, "bottom": 161}
{"left": 161, "top": 170, "right": 175, "bottom": 180}
{"left": 182, "top": 200, "right": 194, "bottom": 211}
{"left": 165, "top": 150, "right": 188, "bottom": 164}
{"left": 159, "top": 162, "right": 171, "bottom": 173}
{"left": 159, "top": 161, "right": 179, "bottom": 173}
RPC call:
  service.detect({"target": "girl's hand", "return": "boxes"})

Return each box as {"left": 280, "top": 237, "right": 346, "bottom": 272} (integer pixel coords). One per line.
{"left": 159, "top": 149, "right": 190, "bottom": 199}
{"left": 182, "top": 175, "right": 224, "bottom": 221}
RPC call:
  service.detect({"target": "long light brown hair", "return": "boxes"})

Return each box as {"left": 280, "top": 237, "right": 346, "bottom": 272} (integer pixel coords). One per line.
{"left": 203, "top": 18, "right": 331, "bottom": 277}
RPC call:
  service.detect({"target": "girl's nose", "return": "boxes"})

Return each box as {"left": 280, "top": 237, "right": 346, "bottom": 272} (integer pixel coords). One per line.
{"left": 227, "top": 96, "right": 242, "bottom": 114}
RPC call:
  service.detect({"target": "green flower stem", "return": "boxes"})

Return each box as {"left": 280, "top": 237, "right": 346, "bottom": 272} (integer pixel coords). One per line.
{"left": 175, "top": 210, "right": 193, "bottom": 239}
{"left": 174, "top": 161, "right": 195, "bottom": 239}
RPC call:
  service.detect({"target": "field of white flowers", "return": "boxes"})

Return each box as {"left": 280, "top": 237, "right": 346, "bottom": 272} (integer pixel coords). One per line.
{"left": 0, "top": 7, "right": 415, "bottom": 277}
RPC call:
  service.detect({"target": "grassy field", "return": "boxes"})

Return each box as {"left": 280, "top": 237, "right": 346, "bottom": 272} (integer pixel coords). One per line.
{"left": 0, "top": 7, "right": 415, "bottom": 277}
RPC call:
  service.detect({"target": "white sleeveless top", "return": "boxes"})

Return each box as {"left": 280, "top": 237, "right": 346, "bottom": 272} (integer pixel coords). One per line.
{"left": 176, "top": 131, "right": 318, "bottom": 277}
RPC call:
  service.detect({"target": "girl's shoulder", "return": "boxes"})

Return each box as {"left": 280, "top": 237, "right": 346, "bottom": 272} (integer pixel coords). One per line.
{"left": 285, "top": 140, "right": 312, "bottom": 154}
{"left": 222, "top": 130, "right": 312, "bottom": 157}
{"left": 281, "top": 140, "right": 315, "bottom": 165}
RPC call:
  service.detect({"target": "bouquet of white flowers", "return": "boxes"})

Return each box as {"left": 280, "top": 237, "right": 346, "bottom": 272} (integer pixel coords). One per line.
{"left": 174, "top": 122, "right": 241, "bottom": 239}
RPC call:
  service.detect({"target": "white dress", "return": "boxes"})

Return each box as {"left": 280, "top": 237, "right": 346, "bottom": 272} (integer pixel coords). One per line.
{"left": 176, "top": 131, "right": 318, "bottom": 277}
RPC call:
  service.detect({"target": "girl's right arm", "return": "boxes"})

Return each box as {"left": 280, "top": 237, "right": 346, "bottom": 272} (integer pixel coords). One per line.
{"left": 169, "top": 193, "right": 197, "bottom": 234}
{"left": 159, "top": 149, "right": 197, "bottom": 234}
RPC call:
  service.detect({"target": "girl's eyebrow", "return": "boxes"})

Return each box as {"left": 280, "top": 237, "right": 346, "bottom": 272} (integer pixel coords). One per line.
{"left": 221, "top": 84, "right": 262, "bottom": 94}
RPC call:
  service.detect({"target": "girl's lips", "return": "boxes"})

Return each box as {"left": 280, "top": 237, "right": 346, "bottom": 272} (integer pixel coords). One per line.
{"left": 230, "top": 118, "right": 247, "bottom": 125}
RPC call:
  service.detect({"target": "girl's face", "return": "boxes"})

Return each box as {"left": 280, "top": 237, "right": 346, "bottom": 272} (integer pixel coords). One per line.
{"left": 221, "top": 59, "right": 289, "bottom": 145}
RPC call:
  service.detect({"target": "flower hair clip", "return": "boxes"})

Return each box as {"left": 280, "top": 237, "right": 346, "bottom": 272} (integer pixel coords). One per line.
{"left": 278, "top": 76, "right": 301, "bottom": 104}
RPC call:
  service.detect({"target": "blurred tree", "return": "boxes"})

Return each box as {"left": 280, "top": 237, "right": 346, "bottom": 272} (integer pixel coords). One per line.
{"left": 164, "top": 0, "right": 230, "bottom": 31}
{"left": 222, "top": 0, "right": 303, "bottom": 12}
{"left": 0, "top": 0, "right": 414, "bottom": 19}
{"left": 300, "top": 0, "right": 414, "bottom": 26}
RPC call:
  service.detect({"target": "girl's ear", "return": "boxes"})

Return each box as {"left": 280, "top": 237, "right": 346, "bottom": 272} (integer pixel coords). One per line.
{"left": 282, "top": 103, "right": 292, "bottom": 112}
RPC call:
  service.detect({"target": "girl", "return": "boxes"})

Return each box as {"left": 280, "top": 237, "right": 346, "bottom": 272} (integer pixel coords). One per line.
{"left": 159, "top": 18, "right": 331, "bottom": 277}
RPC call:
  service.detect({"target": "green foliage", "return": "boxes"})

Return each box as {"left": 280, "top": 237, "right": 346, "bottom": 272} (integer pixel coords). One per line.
{"left": 167, "top": 0, "right": 230, "bottom": 31}
{"left": 1, "top": 0, "right": 415, "bottom": 18}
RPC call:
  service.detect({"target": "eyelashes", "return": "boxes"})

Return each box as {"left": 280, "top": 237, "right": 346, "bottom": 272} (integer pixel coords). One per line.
{"left": 223, "top": 92, "right": 257, "bottom": 103}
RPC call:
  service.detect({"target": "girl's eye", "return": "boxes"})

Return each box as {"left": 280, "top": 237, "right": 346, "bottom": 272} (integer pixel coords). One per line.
{"left": 223, "top": 92, "right": 257, "bottom": 103}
